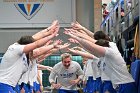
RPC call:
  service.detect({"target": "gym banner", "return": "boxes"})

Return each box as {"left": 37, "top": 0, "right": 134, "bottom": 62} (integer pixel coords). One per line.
{"left": 0, "top": 0, "right": 76, "bottom": 28}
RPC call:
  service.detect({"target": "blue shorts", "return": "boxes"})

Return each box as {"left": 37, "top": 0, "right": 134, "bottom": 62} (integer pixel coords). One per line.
{"left": 83, "top": 76, "right": 96, "bottom": 93}
{"left": 58, "top": 89, "right": 78, "bottom": 93}
{"left": 95, "top": 77, "right": 103, "bottom": 93}
{"left": 118, "top": 82, "right": 137, "bottom": 93}
{"left": 33, "top": 82, "right": 37, "bottom": 91}
{"left": 0, "top": 83, "right": 15, "bottom": 93}
{"left": 22, "top": 83, "right": 33, "bottom": 93}
{"left": 13, "top": 84, "right": 21, "bottom": 93}
{"left": 102, "top": 81, "right": 116, "bottom": 93}
{"left": 33, "top": 82, "right": 41, "bottom": 92}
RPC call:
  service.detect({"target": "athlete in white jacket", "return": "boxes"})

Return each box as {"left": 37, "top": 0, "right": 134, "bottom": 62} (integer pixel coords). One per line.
{"left": 49, "top": 53, "right": 83, "bottom": 93}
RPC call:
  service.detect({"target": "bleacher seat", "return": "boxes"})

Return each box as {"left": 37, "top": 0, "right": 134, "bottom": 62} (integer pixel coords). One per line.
{"left": 130, "top": 60, "right": 140, "bottom": 92}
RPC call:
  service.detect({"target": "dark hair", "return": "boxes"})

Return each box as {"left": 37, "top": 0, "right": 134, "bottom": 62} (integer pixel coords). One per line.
{"left": 95, "top": 39, "right": 109, "bottom": 47}
{"left": 17, "top": 36, "right": 35, "bottom": 45}
{"left": 102, "top": 3, "right": 107, "bottom": 6}
{"left": 17, "top": 36, "right": 35, "bottom": 65}
{"left": 94, "top": 31, "right": 111, "bottom": 41}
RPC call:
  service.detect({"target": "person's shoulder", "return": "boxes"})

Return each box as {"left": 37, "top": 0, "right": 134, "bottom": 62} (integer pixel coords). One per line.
{"left": 54, "top": 62, "right": 62, "bottom": 67}
{"left": 72, "top": 61, "right": 80, "bottom": 65}
{"left": 7, "top": 43, "right": 18, "bottom": 50}
{"left": 52, "top": 62, "right": 63, "bottom": 71}
{"left": 9, "top": 43, "right": 25, "bottom": 49}
{"left": 8, "top": 43, "right": 17, "bottom": 47}
{"left": 109, "top": 42, "right": 116, "bottom": 45}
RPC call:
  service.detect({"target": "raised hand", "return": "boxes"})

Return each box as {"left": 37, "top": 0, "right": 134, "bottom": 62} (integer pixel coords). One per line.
{"left": 48, "top": 26, "right": 60, "bottom": 39}
{"left": 68, "top": 48, "right": 78, "bottom": 54}
{"left": 48, "top": 20, "right": 59, "bottom": 31}
{"left": 32, "top": 20, "right": 59, "bottom": 40}
{"left": 64, "top": 28, "right": 82, "bottom": 38}
{"left": 71, "top": 21, "right": 94, "bottom": 37}
{"left": 71, "top": 21, "right": 84, "bottom": 30}
{"left": 58, "top": 43, "right": 70, "bottom": 49}
{"left": 65, "top": 28, "right": 96, "bottom": 43}
{"left": 48, "top": 22, "right": 60, "bottom": 35}
{"left": 68, "top": 38, "right": 79, "bottom": 44}
{"left": 53, "top": 39, "right": 63, "bottom": 48}
{"left": 45, "top": 40, "right": 53, "bottom": 46}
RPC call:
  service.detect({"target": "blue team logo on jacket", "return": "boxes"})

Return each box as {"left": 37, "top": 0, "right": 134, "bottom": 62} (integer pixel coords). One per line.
{"left": 14, "top": 3, "right": 43, "bottom": 20}
{"left": 23, "top": 57, "right": 28, "bottom": 66}
{"left": 60, "top": 73, "right": 74, "bottom": 78}
{"left": 97, "top": 61, "right": 101, "bottom": 68}
{"left": 103, "top": 63, "right": 106, "bottom": 71}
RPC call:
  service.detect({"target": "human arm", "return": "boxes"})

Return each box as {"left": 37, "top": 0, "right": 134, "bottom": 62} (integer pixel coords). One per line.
{"left": 37, "top": 64, "right": 53, "bottom": 72}
{"left": 23, "top": 27, "right": 59, "bottom": 54}
{"left": 69, "top": 77, "right": 81, "bottom": 85}
{"left": 32, "top": 40, "right": 61, "bottom": 58}
{"left": 71, "top": 21, "right": 94, "bottom": 38}
{"left": 64, "top": 29, "right": 96, "bottom": 43}
{"left": 47, "top": 43, "right": 70, "bottom": 54}
{"left": 68, "top": 48, "right": 95, "bottom": 59}
{"left": 37, "top": 52, "right": 52, "bottom": 63}
{"left": 32, "top": 20, "right": 59, "bottom": 40}
{"left": 37, "top": 70, "right": 43, "bottom": 92}
{"left": 49, "top": 66, "right": 62, "bottom": 89}
{"left": 36, "top": 42, "right": 70, "bottom": 63}
{"left": 65, "top": 32, "right": 106, "bottom": 57}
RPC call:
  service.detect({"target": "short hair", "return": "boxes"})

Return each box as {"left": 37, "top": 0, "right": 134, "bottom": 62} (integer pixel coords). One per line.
{"left": 17, "top": 35, "right": 35, "bottom": 45}
{"left": 61, "top": 53, "right": 72, "bottom": 61}
{"left": 95, "top": 39, "right": 109, "bottom": 47}
{"left": 94, "top": 31, "right": 111, "bottom": 41}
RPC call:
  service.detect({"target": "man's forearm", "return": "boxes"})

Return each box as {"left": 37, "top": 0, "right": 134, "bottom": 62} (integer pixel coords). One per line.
{"left": 82, "top": 27, "right": 94, "bottom": 38}
{"left": 49, "top": 71, "right": 57, "bottom": 85}
{"left": 32, "top": 28, "right": 50, "bottom": 40}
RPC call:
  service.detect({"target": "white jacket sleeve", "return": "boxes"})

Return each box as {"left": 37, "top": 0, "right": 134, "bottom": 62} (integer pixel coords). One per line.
{"left": 49, "top": 66, "right": 57, "bottom": 84}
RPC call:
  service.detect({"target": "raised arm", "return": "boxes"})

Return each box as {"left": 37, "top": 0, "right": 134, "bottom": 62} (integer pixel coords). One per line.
{"left": 32, "top": 20, "right": 59, "bottom": 40}
{"left": 36, "top": 42, "right": 70, "bottom": 64}
{"left": 71, "top": 21, "right": 94, "bottom": 38}
{"left": 64, "top": 29, "right": 96, "bottom": 43}
{"left": 65, "top": 32, "right": 105, "bottom": 57}
{"left": 23, "top": 27, "right": 59, "bottom": 54}
{"left": 32, "top": 40, "right": 61, "bottom": 58}
{"left": 68, "top": 48, "right": 95, "bottom": 59}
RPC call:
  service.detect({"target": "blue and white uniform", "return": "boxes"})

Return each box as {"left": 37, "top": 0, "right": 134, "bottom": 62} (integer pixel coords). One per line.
{"left": 99, "top": 59, "right": 116, "bottom": 93}
{"left": 35, "top": 70, "right": 43, "bottom": 92}
{"left": 100, "top": 45, "right": 137, "bottom": 93}
{"left": 18, "top": 59, "right": 37, "bottom": 93}
{"left": 83, "top": 58, "right": 101, "bottom": 93}
{"left": 0, "top": 43, "right": 28, "bottom": 92}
